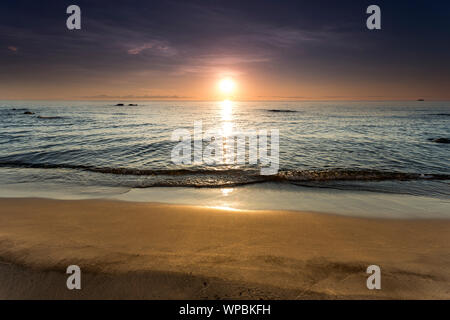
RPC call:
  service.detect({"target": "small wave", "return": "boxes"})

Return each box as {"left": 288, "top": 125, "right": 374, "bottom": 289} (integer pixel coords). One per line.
{"left": 37, "top": 116, "right": 64, "bottom": 120}
{"left": 274, "top": 169, "right": 449, "bottom": 181}
{"left": 428, "top": 113, "right": 450, "bottom": 117}
{"left": 0, "top": 162, "right": 448, "bottom": 187}
{"left": 0, "top": 161, "right": 251, "bottom": 176}
{"left": 266, "top": 109, "right": 297, "bottom": 113}
{"left": 37, "top": 116, "right": 65, "bottom": 120}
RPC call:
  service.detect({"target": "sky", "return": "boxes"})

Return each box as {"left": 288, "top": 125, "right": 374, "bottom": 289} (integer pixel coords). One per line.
{"left": 1, "top": 0, "right": 450, "bottom": 100}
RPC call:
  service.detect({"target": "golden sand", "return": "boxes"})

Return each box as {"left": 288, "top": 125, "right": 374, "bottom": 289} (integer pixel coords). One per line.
{"left": 0, "top": 198, "right": 449, "bottom": 299}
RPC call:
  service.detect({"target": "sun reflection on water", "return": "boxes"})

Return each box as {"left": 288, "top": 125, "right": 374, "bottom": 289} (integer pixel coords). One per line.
{"left": 220, "top": 100, "right": 235, "bottom": 164}
{"left": 220, "top": 99, "right": 233, "bottom": 121}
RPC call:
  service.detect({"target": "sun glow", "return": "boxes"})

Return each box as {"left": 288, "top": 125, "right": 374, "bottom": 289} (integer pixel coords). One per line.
{"left": 219, "top": 78, "right": 236, "bottom": 95}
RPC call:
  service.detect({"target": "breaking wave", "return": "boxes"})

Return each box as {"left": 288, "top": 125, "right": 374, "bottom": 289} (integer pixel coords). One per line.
{"left": 0, "top": 161, "right": 448, "bottom": 188}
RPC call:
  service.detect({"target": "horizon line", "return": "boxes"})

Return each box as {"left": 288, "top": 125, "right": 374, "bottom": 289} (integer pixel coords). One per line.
{"left": 1, "top": 98, "right": 448, "bottom": 102}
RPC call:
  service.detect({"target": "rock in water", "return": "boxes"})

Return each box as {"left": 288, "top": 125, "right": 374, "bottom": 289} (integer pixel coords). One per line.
{"left": 267, "top": 109, "right": 297, "bottom": 113}
{"left": 429, "top": 138, "right": 450, "bottom": 144}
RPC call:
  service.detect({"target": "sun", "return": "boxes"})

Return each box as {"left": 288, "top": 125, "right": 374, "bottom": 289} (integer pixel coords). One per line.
{"left": 219, "top": 78, "right": 236, "bottom": 95}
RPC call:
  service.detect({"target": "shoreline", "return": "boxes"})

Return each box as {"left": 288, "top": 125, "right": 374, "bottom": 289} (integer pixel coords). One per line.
{"left": 0, "top": 197, "right": 449, "bottom": 299}
{"left": 1, "top": 181, "right": 449, "bottom": 219}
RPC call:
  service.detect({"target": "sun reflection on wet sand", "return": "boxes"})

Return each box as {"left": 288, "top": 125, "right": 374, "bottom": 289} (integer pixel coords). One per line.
{"left": 221, "top": 188, "right": 234, "bottom": 196}
{"left": 206, "top": 205, "right": 243, "bottom": 212}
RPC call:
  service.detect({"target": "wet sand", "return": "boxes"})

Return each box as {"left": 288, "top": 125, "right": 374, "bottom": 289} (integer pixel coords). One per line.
{"left": 0, "top": 198, "right": 449, "bottom": 299}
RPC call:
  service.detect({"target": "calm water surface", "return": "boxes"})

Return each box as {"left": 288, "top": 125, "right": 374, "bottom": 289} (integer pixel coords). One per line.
{"left": 0, "top": 100, "right": 449, "bottom": 199}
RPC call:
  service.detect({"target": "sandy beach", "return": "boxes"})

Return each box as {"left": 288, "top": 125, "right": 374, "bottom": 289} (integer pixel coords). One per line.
{"left": 0, "top": 197, "right": 449, "bottom": 299}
